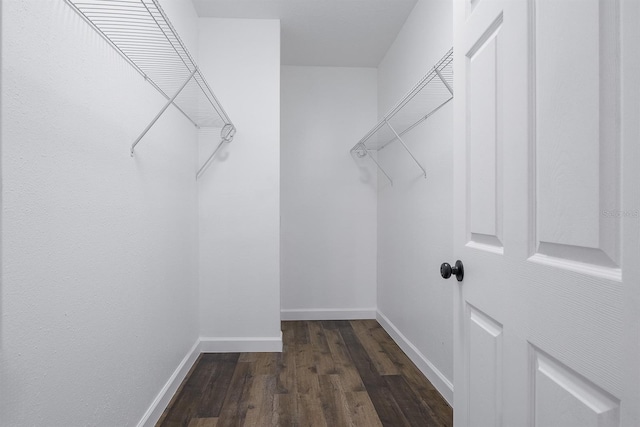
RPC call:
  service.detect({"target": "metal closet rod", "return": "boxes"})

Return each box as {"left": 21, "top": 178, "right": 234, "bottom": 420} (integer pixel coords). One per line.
{"left": 350, "top": 48, "right": 453, "bottom": 182}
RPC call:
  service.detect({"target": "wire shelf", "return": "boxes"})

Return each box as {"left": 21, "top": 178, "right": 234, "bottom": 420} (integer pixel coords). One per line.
{"left": 352, "top": 48, "right": 453, "bottom": 184}
{"left": 66, "top": 0, "right": 235, "bottom": 178}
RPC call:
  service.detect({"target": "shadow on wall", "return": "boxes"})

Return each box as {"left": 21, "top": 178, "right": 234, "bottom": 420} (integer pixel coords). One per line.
{"left": 350, "top": 149, "right": 376, "bottom": 189}
{"left": 197, "top": 128, "right": 233, "bottom": 181}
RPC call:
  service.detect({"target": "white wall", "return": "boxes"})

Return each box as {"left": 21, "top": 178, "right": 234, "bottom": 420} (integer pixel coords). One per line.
{"left": 280, "top": 66, "right": 378, "bottom": 320}
{"left": 376, "top": 0, "right": 455, "bottom": 403}
{"left": 0, "top": 0, "right": 200, "bottom": 425}
{"left": 197, "top": 19, "right": 282, "bottom": 345}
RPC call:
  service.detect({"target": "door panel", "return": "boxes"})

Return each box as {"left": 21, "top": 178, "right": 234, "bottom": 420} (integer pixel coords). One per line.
{"left": 532, "top": 348, "right": 620, "bottom": 427}
{"left": 467, "top": 16, "right": 504, "bottom": 251}
{"left": 452, "top": 0, "right": 639, "bottom": 426}
{"left": 467, "top": 304, "right": 503, "bottom": 426}
{"left": 532, "top": 0, "right": 621, "bottom": 278}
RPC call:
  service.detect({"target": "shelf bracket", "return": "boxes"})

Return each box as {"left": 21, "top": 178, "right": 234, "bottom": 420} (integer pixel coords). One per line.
{"left": 196, "top": 124, "right": 236, "bottom": 180}
{"left": 130, "top": 69, "right": 197, "bottom": 156}
{"left": 354, "top": 143, "right": 393, "bottom": 186}
{"left": 435, "top": 68, "right": 454, "bottom": 95}
{"left": 378, "top": 97, "right": 453, "bottom": 152}
{"left": 384, "top": 120, "right": 427, "bottom": 178}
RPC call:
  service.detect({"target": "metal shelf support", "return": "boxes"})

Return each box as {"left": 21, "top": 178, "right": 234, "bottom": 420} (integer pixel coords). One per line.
{"left": 435, "top": 68, "right": 454, "bottom": 95}
{"left": 384, "top": 119, "right": 427, "bottom": 178}
{"left": 378, "top": 97, "right": 453, "bottom": 152}
{"left": 131, "top": 69, "right": 197, "bottom": 156}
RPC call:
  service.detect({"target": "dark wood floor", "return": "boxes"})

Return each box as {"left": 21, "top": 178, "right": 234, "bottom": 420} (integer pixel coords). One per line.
{"left": 157, "top": 320, "right": 453, "bottom": 427}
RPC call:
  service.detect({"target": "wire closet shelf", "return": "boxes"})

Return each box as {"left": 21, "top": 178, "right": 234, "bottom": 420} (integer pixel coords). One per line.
{"left": 66, "top": 0, "right": 236, "bottom": 179}
{"left": 351, "top": 48, "right": 453, "bottom": 185}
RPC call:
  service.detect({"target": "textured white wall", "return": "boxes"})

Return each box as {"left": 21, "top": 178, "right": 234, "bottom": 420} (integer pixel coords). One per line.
{"left": 376, "top": 0, "right": 455, "bottom": 402}
{"left": 0, "top": 0, "right": 200, "bottom": 426}
{"left": 197, "top": 19, "right": 281, "bottom": 341}
{"left": 280, "top": 66, "right": 378, "bottom": 319}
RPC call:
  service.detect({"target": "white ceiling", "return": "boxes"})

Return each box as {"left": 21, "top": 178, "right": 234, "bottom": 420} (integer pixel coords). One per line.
{"left": 191, "top": 0, "right": 418, "bottom": 67}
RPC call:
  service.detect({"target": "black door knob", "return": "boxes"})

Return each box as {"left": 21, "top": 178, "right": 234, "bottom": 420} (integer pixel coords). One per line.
{"left": 440, "top": 260, "right": 464, "bottom": 281}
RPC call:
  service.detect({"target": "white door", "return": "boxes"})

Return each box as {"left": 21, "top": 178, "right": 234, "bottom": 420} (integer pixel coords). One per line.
{"left": 452, "top": 0, "right": 640, "bottom": 426}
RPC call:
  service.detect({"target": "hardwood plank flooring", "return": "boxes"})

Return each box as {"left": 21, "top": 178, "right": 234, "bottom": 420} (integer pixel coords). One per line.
{"left": 157, "top": 320, "right": 452, "bottom": 427}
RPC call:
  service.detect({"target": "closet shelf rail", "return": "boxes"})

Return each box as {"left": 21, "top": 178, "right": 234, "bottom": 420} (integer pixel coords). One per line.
{"left": 65, "top": 0, "right": 235, "bottom": 179}
{"left": 351, "top": 48, "right": 453, "bottom": 185}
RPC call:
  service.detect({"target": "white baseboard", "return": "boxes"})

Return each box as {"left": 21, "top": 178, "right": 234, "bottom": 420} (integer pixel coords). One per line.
{"left": 200, "top": 332, "right": 283, "bottom": 353}
{"left": 281, "top": 308, "right": 377, "bottom": 321}
{"left": 137, "top": 339, "right": 201, "bottom": 427}
{"left": 376, "top": 310, "right": 454, "bottom": 405}
{"left": 137, "top": 332, "right": 283, "bottom": 427}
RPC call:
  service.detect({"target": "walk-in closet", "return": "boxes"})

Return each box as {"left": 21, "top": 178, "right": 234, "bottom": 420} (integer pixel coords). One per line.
{"left": 2, "top": 0, "right": 639, "bottom": 426}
